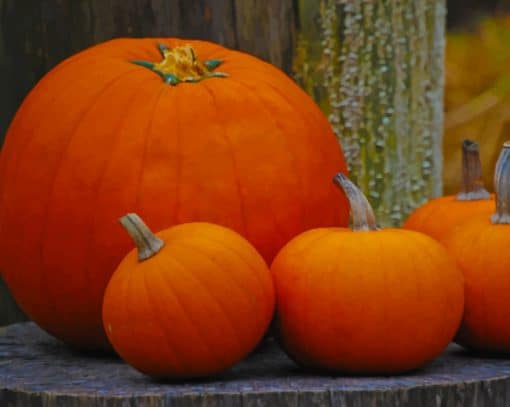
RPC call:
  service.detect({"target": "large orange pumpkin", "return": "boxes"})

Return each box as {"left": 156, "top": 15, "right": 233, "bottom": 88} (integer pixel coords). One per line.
{"left": 443, "top": 142, "right": 510, "bottom": 353}
{"left": 103, "top": 214, "right": 274, "bottom": 378}
{"left": 0, "top": 39, "right": 348, "bottom": 349}
{"left": 404, "top": 140, "right": 494, "bottom": 241}
{"left": 271, "top": 174, "right": 464, "bottom": 374}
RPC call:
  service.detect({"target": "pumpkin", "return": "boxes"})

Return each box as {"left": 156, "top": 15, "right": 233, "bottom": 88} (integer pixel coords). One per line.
{"left": 404, "top": 140, "right": 494, "bottom": 240}
{"left": 443, "top": 142, "right": 510, "bottom": 353}
{"left": 0, "top": 39, "right": 348, "bottom": 349}
{"left": 271, "top": 174, "right": 464, "bottom": 374}
{"left": 102, "top": 214, "right": 275, "bottom": 378}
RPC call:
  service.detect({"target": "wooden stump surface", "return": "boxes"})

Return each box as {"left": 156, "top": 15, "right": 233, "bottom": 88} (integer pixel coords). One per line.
{"left": 1, "top": 323, "right": 510, "bottom": 406}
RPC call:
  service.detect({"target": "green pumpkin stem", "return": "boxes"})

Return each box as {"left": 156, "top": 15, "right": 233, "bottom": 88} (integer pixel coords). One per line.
{"left": 333, "top": 173, "right": 379, "bottom": 231}
{"left": 456, "top": 139, "right": 490, "bottom": 201}
{"left": 131, "top": 60, "right": 155, "bottom": 70}
{"left": 119, "top": 213, "right": 164, "bottom": 261}
{"left": 491, "top": 142, "right": 510, "bottom": 224}
{"left": 204, "top": 59, "right": 223, "bottom": 70}
{"left": 158, "top": 42, "right": 170, "bottom": 57}
{"left": 131, "top": 43, "right": 228, "bottom": 86}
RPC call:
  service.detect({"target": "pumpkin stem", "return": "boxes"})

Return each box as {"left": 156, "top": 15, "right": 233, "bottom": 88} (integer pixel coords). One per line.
{"left": 333, "top": 173, "right": 379, "bottom": 231}
{"left": 119, "top": 214, "right": 164, "bottom": 261}
{"left": 491, "top": 142, "right": 510, "bottom": 224}
{"left": 456, "top": 139, "right": 490, "bottom": 201}
{"left": 131, "top": 43, "right": 228, "bottom": 86}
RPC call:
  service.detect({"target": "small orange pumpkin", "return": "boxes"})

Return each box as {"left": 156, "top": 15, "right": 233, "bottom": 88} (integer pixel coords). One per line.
{"left": 404, "top": 140, "right": 494, "bottom": 240}
{"left": 443, "top": 142, "right": 510, "bottom": 353}
{"left": 102, "top": 214, "right": 275, "bottom": 378}
{"left": 271, "top": 174, "right": 464, "bottom": 374}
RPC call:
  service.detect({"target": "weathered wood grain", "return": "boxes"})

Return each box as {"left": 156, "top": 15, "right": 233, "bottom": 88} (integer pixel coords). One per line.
{"left": 1, "top": 323, "right": 510, "bottom": 406}
{"left": 234, "top": 0, "right": 296, "bottom": 73}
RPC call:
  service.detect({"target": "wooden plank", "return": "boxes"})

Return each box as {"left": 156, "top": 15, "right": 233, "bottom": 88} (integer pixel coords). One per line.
{"left": 170, "top": 0, "right": 237, "bottom": 46}
{"left": 234, "top": 0, "right": 296, "bottom": 73}
{"left": 0, "top": 0, "right": 47, "bottom": 145}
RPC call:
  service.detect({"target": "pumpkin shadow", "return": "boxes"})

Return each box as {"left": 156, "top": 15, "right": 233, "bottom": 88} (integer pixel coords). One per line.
{"left": 34, "top": 340, "right": 124, "bottom": 372}
{"left": 450, "top": 346, "right": 510, "bottom": 359}
{"left": 134, "top": 337, "right": 296, "bottom": 385}
{"left": 32, "top": 334, "right": 118, "bottom": 359}
{"left": 288, "top": 363, "right": 428, "bottom": 379}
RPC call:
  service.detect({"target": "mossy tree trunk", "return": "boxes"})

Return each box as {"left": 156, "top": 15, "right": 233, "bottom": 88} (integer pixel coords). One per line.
{"left": 0, "top": 0, "right": 445, "bottom": 325}
{"left": 294, "top": 0, "right": 445, "bottom": 226}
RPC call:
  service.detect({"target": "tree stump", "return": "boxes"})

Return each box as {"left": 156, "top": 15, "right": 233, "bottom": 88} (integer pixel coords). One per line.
{"left": 1, "top": 323, "right": 510, "bottom": 406}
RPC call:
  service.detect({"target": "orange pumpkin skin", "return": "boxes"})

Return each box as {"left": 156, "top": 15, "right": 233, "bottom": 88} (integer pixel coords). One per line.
{"left": 103, "top": 221, "right": 275, "bottom": 378}
{"left": 272, "top": 228, "right": 464, "bottom": 373}
{"left": 403, "top": 196, "right": 494, "bottom": 241}
{"left": 443, "top": 216, "right": 510, "bottom": 352}
{"left": 0, "top": 38, "right": 347, "bottom": 349}
{"left": 404, "top": 140, "right": 493, "bottom": 241}
{"left": 443, "top": 142, "right": 510, "bottom": 353}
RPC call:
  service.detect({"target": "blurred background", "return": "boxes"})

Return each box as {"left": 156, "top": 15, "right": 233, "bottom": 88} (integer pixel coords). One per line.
{"left": 445, "top": 0, "right": 510, "bottom": 194}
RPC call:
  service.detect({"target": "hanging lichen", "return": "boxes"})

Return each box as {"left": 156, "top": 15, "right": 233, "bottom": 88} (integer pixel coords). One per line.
{"left": 294, "top": 0, "right": 445, "bottom": 226}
